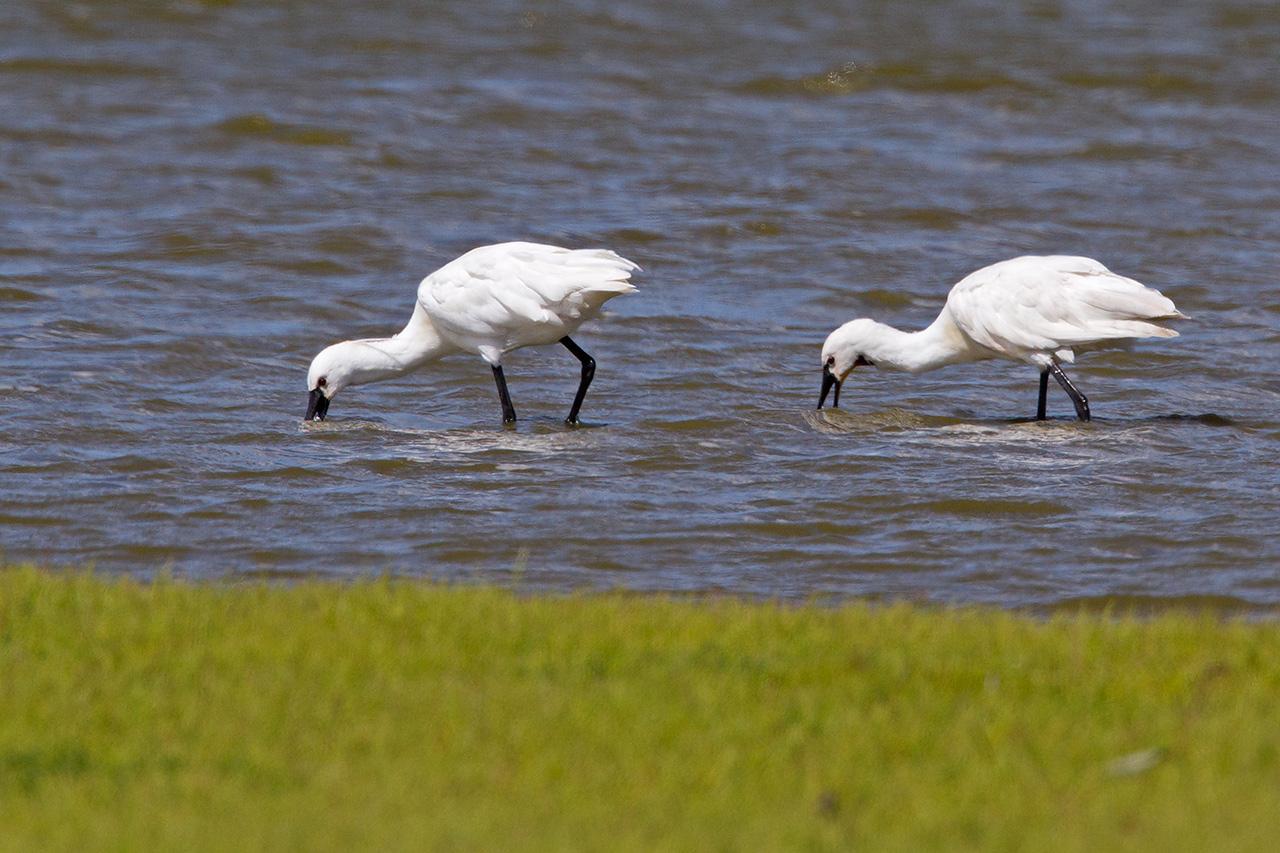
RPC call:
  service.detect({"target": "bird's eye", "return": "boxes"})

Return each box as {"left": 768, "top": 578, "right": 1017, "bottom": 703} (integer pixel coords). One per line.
{"left": 317, "top": 377, "right": 327, "bottom": 388}
{"left": 825, "top": 356, "right": 835, "bottom": 367}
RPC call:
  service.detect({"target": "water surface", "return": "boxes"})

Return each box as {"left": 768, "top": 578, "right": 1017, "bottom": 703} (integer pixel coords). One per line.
{"left": 3, "top": 0, "right": 1279, "bottom": 608}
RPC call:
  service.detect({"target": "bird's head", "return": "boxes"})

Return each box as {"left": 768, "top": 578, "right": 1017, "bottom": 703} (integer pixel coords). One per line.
{"left": 818, "top": 319, "right": 878, "bottom": 409}
{"left": 304, "top": 341, "right": 361, "bottom": 421}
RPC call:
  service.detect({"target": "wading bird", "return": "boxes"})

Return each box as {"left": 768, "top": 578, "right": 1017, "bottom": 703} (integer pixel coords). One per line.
{"left": 818, "top": 256, "right": 1184, "bottom": 420}
{"left": 305, "top": 242, "right": 639, "bottom": 425}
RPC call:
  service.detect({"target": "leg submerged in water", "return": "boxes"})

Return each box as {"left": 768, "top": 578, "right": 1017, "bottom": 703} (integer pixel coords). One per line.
{"left": 491, "top": 364, "right": 517, "bottom": 425}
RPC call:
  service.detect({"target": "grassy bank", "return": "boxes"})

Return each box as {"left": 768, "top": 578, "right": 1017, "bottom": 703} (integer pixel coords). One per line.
{"left": 2, "top": 568, "right": 1278, "bottom": 851}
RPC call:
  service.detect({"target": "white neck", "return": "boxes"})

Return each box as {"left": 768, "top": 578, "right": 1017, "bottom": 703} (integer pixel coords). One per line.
{"left": 863, "top": 312, "right": 978, "bottom": 373}
{"left": 340, "top": 304, "right": 457, "bottom": 387}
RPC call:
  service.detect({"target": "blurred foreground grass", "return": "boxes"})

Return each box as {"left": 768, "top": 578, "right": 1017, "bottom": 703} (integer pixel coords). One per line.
{"left": 2, "top": 567, "right": 1279, "bottom": 851}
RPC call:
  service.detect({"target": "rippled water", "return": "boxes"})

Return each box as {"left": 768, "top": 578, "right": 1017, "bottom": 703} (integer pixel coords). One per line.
{"left": 3, "top": 0, "right": 1279, "bottom": 608}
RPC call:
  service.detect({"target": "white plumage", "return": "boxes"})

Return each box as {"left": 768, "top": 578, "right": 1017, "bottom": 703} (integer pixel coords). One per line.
{"left": 419, "top": 242, "right": 638, "bottom": 364}
{"left": 819, "top": 256, "right": 1185, "bottom": 420}
{"left": 305, "top": 242, "right": 639, "bottom": 425}
{"left": 945, "top": 256, "right": 1180, "bottom": 364}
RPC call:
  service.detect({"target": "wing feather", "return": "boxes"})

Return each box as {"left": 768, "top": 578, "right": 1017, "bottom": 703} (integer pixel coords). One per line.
{"left": 418, "top": 242, "right": 638, "bottom": 358}
{"left": 945, "top": 256, "right": 1183, "bottom": 362}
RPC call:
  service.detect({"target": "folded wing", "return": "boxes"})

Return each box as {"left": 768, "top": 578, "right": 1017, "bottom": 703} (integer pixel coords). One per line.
{"left": 418, "top": 242, "right": 639, "bottom": 359}
{"left": 945, "top": 255, "right": 1183, "bottom": 362}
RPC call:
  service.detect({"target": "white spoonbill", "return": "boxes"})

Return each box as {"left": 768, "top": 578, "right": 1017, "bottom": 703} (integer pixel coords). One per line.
{"left": 818, "top": 256, "right": 1185, "bottom": 421}
{"left": 305, "top": 242, "right": 639, "bottom": 425}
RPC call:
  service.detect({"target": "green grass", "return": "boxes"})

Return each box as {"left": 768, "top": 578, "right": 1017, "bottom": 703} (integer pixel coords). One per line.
{"left": 2, "top": 567, "right": 1279, "bottom": 851}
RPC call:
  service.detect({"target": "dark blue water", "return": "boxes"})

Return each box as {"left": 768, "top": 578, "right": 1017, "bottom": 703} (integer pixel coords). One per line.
{"left": 3, "top": 0, "right": 1279, "bottom": 608}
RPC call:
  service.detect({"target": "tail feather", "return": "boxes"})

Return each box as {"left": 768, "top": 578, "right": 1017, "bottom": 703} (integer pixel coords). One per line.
{"left": 516, "top": 247, "right": 639, "bottom": 306}
{"left": 1090, "top": 319, "right": 1180, "bottom": 342}
{"left": 574, "top": 248, "right": 642, "bottom": 273}
{"left": 1077, "top": 273, "right": 1180, "bottom": 322}
{"left": 580, "top": 279, "right": 638, "bottom": 295}
{"left": 1123, "top": 321, "right": 1179, "bottom": 339}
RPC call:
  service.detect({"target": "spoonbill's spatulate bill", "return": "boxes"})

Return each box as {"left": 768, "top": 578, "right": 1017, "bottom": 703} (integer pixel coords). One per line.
{"left": 818, "top": 256, "right": 1185, "bottom": 421}
{"left": 305, "top": 242, "right": 639, "bottom": 425}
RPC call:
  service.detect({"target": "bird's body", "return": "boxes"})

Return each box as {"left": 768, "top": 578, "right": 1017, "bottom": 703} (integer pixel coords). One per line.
{"left": 418, "top": 242, "right": 638, "bottom": 362}
{"left": 305, "top": 242, "right": 639, "bottom": 424}
{"left": 819, "top": 256, "right": 1185, "bottom": 420}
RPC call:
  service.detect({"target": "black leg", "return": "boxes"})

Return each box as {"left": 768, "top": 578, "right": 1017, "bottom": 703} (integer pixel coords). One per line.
{"left": 1036, "top": 370, "right": 1048, "bottom": 420}
{"left": 559, "top": 336, "right": 596, "bottom": 425}
{"left": 1049, "top": 363, "right": 1090, "bottom": 421}
{"left": 491, "top": 364, "right": 517, "bottom": 425}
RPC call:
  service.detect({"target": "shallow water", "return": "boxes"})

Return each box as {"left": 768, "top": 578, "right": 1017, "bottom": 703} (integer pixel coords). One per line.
{"left": 3, "top": 0, "right": 1279, "bottom": 608}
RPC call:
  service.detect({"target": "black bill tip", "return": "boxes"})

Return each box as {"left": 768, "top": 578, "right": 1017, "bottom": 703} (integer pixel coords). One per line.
{"left": 305, "top": 388, "right": 330, "bottom": 421}
{"left": 818, "top": 365, "right": 841, "bottom": 410}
